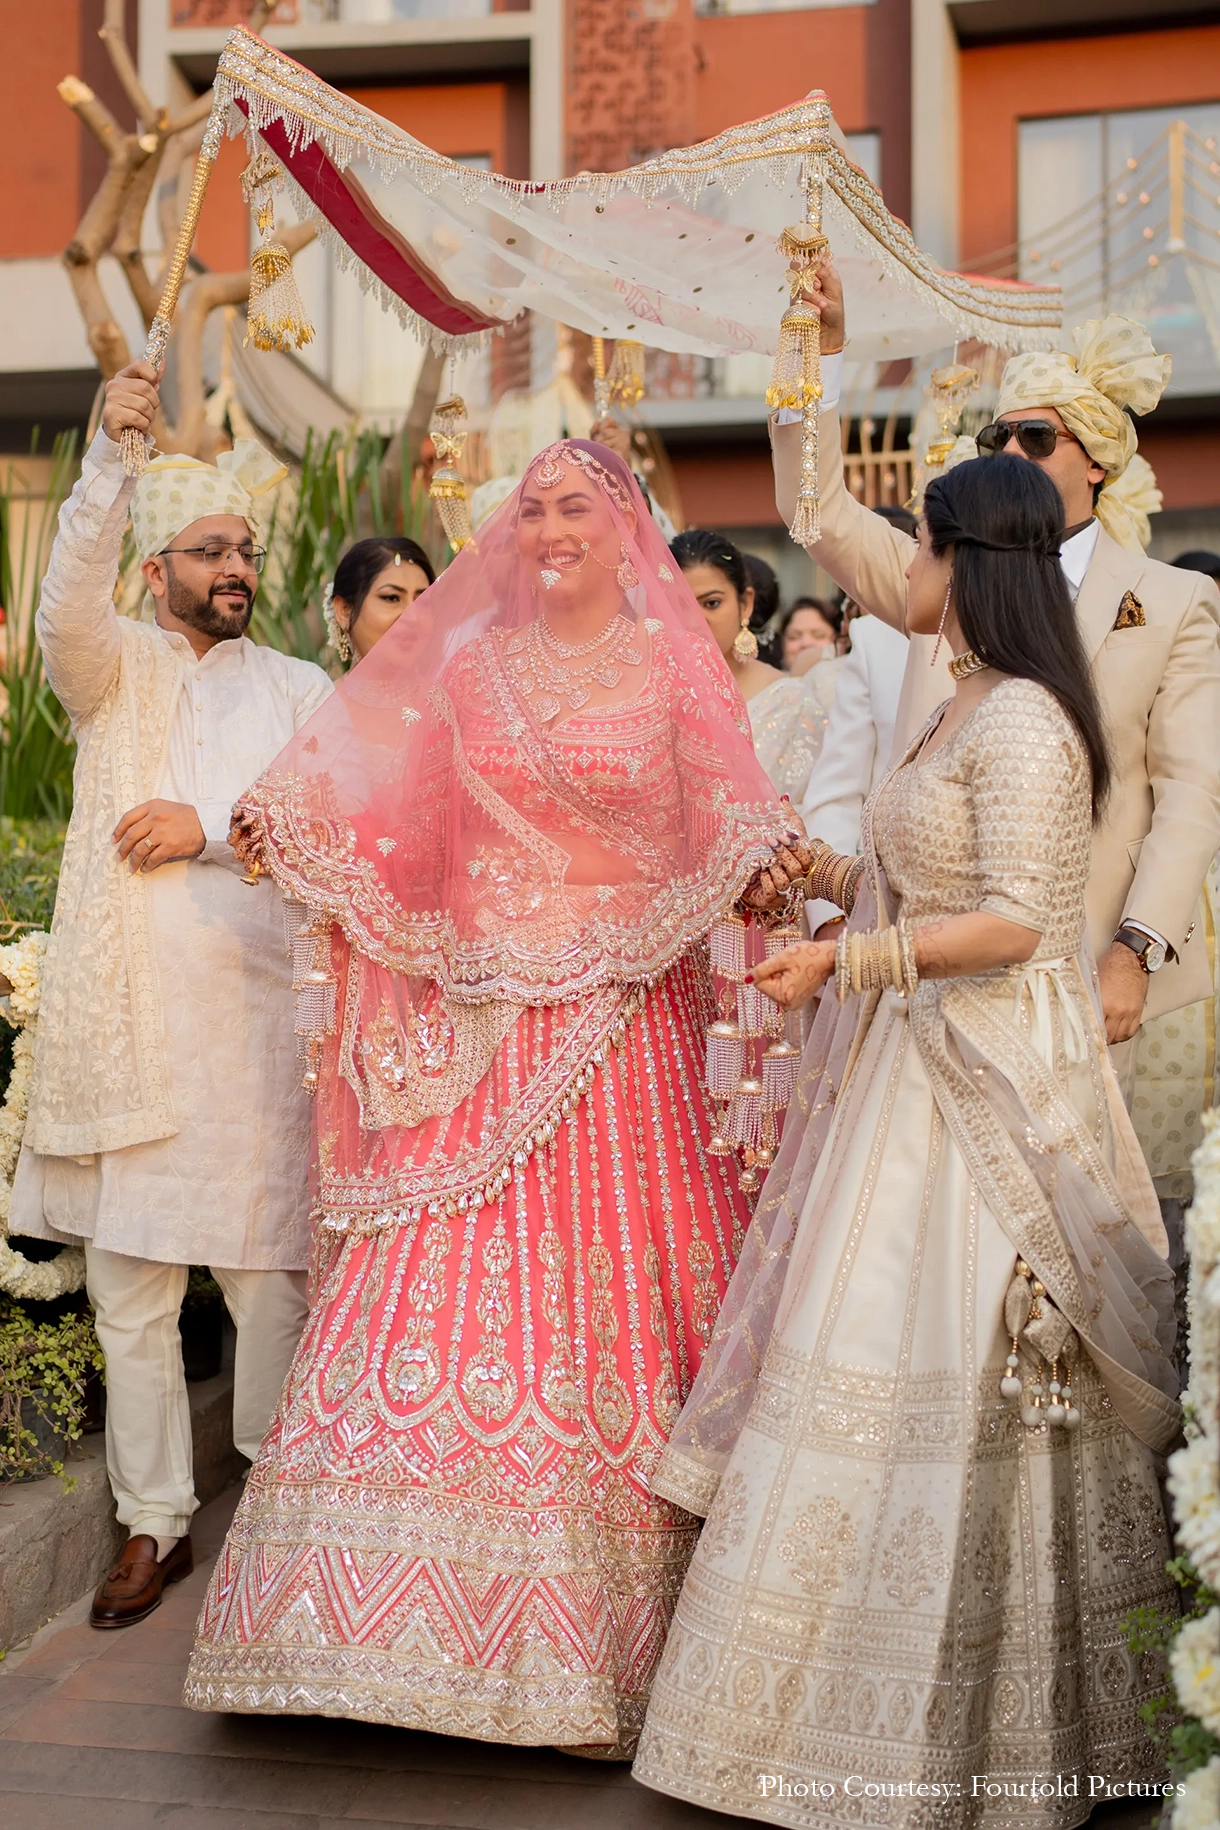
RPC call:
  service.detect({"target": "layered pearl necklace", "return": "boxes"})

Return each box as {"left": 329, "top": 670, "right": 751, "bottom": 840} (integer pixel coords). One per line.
{"left": 506, "top": 613, "right": 643, "bottom": 721}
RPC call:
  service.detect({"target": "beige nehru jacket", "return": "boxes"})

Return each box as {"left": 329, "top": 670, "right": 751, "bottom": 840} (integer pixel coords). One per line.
{"left": 773, "top": 411, "right": 1220, "bottom": 1023}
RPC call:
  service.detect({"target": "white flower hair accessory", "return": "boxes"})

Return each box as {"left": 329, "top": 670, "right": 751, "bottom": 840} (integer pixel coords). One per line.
{"left": 322, "top": 581, "right": 351, "bottom": 664}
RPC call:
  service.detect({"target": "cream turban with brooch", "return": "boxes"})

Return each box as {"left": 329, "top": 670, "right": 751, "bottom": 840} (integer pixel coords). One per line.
{"left": 994, "top": 315, "right": 1171, "bottom": 551}
{"left": 131, "top": 439, "right": 287, "bottom": 562}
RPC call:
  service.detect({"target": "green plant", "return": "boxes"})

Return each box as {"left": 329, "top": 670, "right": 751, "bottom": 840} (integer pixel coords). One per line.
{"left": 1125, "top": 1555, "right": 1220, "bottom": 1789}
{"left": 182, "top": 1266, "right": 224, "bottom": 1310}
{"left": 0, "top": 1296, "right": 105, "bottom": 1485}
{"left": 254, "top": 427, "right": 441, "bottom": 663}
{"left": 0, "top": 437, "right": 79, "bottom": 819}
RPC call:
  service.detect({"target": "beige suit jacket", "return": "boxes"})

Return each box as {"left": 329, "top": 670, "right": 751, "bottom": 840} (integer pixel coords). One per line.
{"left": 774, "top": 410, "right": 1220, "bottom": 1021}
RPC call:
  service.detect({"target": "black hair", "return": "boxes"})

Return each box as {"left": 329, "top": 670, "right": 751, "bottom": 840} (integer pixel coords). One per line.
{"left": 742, "top": 551, "right": 779, "bottom": 630}
{"left": 923, "top": 453, "right": 1110, "bottom": 818}
{"left": 669, "top": 528, "right": 750, "bottom": 602}
{"left": 874, "top": 503, "right": 919, "bottom": 539}
{"left": 786, "top": 595, "right": 843, "bottom": 636}
{"left": 332, "top": 537, "right": 435, "bottom": 626}
{"left": 1172, "top": 549, "right": 1220, "bottom": 584}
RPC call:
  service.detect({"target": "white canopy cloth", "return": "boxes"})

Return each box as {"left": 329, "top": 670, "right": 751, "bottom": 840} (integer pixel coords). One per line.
{"left": 213, "top": 27, "right": 1061, "bottom": 363}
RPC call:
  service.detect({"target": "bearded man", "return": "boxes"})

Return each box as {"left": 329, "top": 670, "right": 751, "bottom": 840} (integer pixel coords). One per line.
{"left": 11, "top": 361, "right": 332, "bottom": 1627}
{"left": 772, "top": 272, "right": 1220, "bottom": 1065}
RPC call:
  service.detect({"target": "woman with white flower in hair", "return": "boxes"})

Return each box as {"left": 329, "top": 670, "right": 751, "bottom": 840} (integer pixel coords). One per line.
{"left": 323, "top": 536, "right": 435, "bottom": 666}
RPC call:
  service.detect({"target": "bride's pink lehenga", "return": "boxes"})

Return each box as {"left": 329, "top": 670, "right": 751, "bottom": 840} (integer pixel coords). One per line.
{"left": 184, "top": 441, "right": 795, "bottom": 1753}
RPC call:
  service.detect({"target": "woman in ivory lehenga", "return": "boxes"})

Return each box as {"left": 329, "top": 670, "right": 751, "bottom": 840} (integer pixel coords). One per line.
{"left": 184, "top": 440, "right": 809, "bottom": 1755}
{"left": 671, "top": 529, "right": 828, "bottom": 804}
{"left": 634, "top": 454, "right": 1181, "bottom": 1825}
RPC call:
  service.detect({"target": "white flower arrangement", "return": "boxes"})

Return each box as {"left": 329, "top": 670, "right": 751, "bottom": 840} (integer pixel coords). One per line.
{"left": 1173, "top": 1756, "right": 1220, "bottom": 1830}
{"left": 1170, "top": 1107, "right": 1220, "bottom": 1830}
{"left": 1171, "top": 1611, "right": 1220, "bottom": 1737}
{"left": 0, "top": 931, "right": 85, "bottom": 1304}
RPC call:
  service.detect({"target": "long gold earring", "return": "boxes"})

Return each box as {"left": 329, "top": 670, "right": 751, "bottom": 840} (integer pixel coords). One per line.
{"left": 931, "top": 576, "right": 952, "bottom": 666}
{"left": 732, "top": 610, "right": 759, "bottom": 662}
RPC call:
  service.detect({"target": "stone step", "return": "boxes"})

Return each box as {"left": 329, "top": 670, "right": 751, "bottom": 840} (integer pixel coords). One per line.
{"left": 0, "top": 1355, "right": 245, "bottom": 1653}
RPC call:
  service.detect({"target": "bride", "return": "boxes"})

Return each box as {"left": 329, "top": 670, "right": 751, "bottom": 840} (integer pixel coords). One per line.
{"left": 184, "top": 439, "right": 807, "bottom": 1756}
{"left": 634, "top": 452, "right": 1180, "bottom": 1824}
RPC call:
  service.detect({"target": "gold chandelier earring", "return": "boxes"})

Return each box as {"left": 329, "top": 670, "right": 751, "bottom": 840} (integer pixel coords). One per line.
{"left": 931, "top": 575, "right": 953, "bottom": 667}
{"left": 732, "top": 610, "right": 759, "bottom": 662}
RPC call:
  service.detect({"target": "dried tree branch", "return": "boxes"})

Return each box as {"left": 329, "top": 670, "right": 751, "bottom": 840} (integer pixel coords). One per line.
{"left": 99, "top": 0, "right": 160, "bottom": 134}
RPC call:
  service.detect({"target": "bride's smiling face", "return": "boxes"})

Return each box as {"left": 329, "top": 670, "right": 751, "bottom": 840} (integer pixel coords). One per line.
{"left": 515, "top": 472, "right": 635, "bottom": 607}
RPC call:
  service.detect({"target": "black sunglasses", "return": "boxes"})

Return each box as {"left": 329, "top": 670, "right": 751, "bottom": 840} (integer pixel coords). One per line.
{"left": 977, "top": 420, "right": 1078, "bottom": 460}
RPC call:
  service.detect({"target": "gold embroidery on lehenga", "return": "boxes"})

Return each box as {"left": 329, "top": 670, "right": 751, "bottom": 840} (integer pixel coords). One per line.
{"left": 878, "top": 1506, "right": 952, "bottom": 1608}
{"left": 687, "top": 1237, "right": 719, "bottom": 1346}
{"left": 460, "top": 1213, "right": 518, "bottom": 1419}
{"left": 384, "top": 1221, "right": 451, "bottom": 1404}
{"left": 643, "top": 1240, "right": 680, "bottom": 1431}
{"left": 700, "top": 1469, "right": 748, "bottom": 1560}
{"left": 778, "top": 1496, "right": 859, "bottom": 1595}
{"left": 538, "top": 1218, "right": 581, "bottom": 1419}
{"left": 588, "top": 1236, "right": 632, "bottom": 1440}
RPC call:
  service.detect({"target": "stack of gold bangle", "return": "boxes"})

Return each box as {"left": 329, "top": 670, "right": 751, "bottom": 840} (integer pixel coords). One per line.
{"left": 803, "top": 842, "right": 866, "bottom": 916}
{"left": 834, "top": 921, "right": 919, "bottom": 1005}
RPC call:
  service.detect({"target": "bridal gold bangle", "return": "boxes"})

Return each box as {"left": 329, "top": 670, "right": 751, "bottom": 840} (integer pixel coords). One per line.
{"left": 803, "top": 843, "right": 865, "bottom": 915}
{"left": 834, "top": 922, "right": 919, "bottom": 1004}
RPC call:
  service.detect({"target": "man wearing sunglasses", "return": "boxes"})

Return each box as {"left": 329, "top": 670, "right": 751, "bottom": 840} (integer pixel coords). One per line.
{"left": 772, "top": 265, "right": 1220, "bottom": 1079}
{"left": 10, "top": 360, "right": 332, "bottom": 1630}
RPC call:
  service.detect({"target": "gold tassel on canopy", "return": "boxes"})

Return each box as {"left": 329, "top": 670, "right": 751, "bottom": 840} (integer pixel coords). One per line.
{"left": 607, "top": 338, "right": 646, "bottom": 409}
{"left": 767, "top": 100, "right": 832, "bottom": 546}
{"left": 429, "top": 395, "right": 476, "bottom": 552}
{"left": 241, "top": 151, "right": 315, "bottom": 355}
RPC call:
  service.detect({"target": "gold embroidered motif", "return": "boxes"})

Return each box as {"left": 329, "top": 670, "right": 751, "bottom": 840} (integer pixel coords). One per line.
{"left": 687, "top": 1237, "right": 719, "bottom": 1346}
{"left": 460, "top": 1215, "right": 518, "bottom": 1420}
{"left": 778, "top": 1496, "right": 859, "bottom": 1596}
{"left": 878, "top": 1507, "right": 951, "bottom": 1608}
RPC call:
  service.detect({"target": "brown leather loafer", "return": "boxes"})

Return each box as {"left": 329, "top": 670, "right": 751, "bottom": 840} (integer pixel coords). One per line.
{"left": 90, "top": 1533, "right": 194, "bottom": 1629}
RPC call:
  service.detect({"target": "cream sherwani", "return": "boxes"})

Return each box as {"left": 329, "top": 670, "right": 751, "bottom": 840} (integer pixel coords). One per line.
{"left": 11, "top": 429, "right": 332, "bottom": 1537}
{"left": 773, "top": 386, "right": 1220, "bottom": 1025}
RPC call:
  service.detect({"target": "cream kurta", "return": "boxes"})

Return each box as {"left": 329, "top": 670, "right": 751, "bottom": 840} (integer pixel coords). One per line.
{"left": 746, "top": 674, "right": 827, "bottom": 804}
{"left": 11, "top": 432, "right": 332, "bottom": 1270}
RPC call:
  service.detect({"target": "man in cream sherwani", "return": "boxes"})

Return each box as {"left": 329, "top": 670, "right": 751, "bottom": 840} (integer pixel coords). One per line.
{"left": 773, "top": 272, "right": 1220, "bottom": 1062}
{"left": 11, "top": 362, "right": 331, "bottom": 1628}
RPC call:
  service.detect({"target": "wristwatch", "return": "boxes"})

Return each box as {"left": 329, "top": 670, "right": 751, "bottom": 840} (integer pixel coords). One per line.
{"left": 1113, "top": 925, "right": 1168, "bottom": 974}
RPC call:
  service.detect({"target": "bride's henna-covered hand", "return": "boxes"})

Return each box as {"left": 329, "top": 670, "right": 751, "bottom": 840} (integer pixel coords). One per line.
{"left": 741, "top": 842, "right": 813, "bottom": 914}
{"left": 749, "top": 939, "right": 837, "bottom": 1010}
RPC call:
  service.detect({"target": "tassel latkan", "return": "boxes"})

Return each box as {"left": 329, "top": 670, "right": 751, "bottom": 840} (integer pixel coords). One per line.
{"left": 246, "top": 241, "right": 315, "bottom": 353}
{"left": 429, "top": 396, "right": 477, "bottom": 552}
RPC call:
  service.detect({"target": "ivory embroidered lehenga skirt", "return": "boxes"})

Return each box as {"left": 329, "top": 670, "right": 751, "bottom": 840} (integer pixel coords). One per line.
{"left": 183, "top": 951, "right": 748, "bottom": 1754}
{"left": 633, "top": 980, "right": 1178, "bottom": 1826}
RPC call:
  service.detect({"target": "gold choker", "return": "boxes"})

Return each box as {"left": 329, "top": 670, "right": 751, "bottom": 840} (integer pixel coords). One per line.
{"left": 948, "top": 650, "right": 989, "bottom": 681}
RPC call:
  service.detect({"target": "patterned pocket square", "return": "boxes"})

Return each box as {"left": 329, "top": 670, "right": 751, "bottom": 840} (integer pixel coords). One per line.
{"left": 1113, "top": 590, "right": 1145, "bottom": 630}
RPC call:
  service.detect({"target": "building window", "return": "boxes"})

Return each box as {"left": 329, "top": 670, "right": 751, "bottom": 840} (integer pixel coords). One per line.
{"left": 1018, "top": 102, "right": 1220, "bottom": 396}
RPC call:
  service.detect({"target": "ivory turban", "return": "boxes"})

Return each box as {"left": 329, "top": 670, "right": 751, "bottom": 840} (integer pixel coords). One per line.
{"left": 994, "top": 315, "right": 1171, "bottom": 551}
{"left": 131, "top": 439, "right": 287, "bottom": 562}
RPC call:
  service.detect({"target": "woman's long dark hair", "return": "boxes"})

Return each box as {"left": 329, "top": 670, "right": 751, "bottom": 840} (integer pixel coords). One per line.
{"left": 333, "top": 536, "right": 436, "bottom": 629}
{"left": 924, "top": 454, "right": 1110, "bottom": 817}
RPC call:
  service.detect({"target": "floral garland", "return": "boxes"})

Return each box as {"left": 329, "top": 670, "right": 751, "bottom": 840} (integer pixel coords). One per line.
{"left": 0, "top": 932, "right": 85, "bottom": 1303}
{"left": 1168, "top": 1107, "right": 1220, "bottom": 1829}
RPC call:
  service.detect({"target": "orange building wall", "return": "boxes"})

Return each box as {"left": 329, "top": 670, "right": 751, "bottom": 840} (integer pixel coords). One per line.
{"left": 671, "top": 448, "right": 783, "bottom": 528}
{"left": 960, "top": 26, "right": 1220, "bottom": 266}
{"left": 0, "top": 0, "right": 85, "bottom": 257}
{"left": 693, "top": 9, "right": 871, "bottom": 138}
{"left": 1141, "top": 424, "right": 1220, "bottom": 514}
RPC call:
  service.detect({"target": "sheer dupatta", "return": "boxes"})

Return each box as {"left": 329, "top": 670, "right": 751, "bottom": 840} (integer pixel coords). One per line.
{"left": 234, "top": 440, "right": 797, "bottom": 1232}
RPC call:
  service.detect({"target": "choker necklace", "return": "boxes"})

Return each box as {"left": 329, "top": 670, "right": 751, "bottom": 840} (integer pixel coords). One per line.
{"left": 948, "top": 649, "right": 990, "bottom": 681}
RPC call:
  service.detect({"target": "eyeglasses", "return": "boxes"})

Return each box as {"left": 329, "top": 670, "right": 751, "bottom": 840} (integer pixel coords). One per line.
{"left": 160, "top": 542, "right": 267, "bottom": 574}
{"left": 977, "top": 420, "right": 1078, "bottom": 461}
